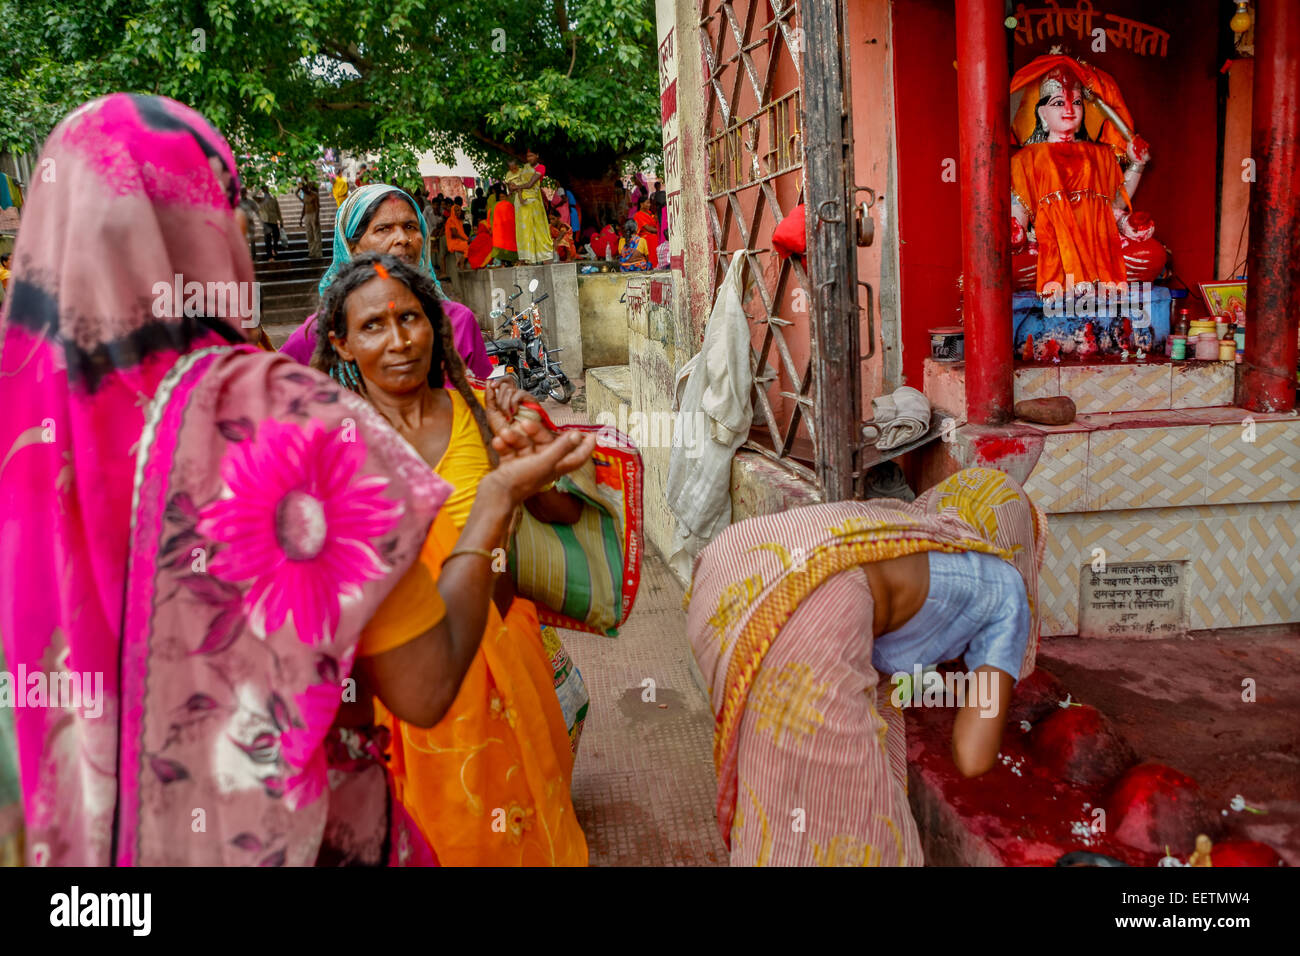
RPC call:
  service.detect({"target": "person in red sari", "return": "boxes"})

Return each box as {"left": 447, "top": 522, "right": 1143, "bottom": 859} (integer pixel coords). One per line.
{"left": 589, "top": 221, "right": 619, "bottom": 260}
{"left": 634, "top": 199, "right": 658, "bottom": 247}
{"left": 467, "top": 220, "right": 493, "bottom": 269}
{"left": 490, "top": 193, "right": 518, "bottom": 266}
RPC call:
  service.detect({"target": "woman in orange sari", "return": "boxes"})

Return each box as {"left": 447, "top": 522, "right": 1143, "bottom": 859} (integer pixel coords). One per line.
{"left": 445, "top": 205, "right": 470, "bottom": 271}
{"left": 549, "top": 212, "right": 578, "bottom": 262}
{"left": 313, "top": 251, "right": 588, "bottom": 866}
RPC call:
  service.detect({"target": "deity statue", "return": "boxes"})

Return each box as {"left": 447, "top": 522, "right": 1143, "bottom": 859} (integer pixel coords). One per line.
{"left": 1009, "top": 55, "right": 1167, "bottom": 294}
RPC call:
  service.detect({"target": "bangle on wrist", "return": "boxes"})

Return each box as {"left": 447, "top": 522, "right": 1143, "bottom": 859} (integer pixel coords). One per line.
{"left": 444, "top": 547, "right": 495, "bottom": 567}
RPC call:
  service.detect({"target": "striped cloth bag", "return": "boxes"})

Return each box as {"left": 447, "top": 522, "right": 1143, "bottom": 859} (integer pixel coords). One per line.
{"left": 507, "top": 403, "right": 644, "bottom": 638}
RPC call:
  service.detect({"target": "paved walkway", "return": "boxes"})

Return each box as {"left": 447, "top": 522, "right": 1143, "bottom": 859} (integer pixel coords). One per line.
{"left": 544, "top": 380, "right": 726, "bottom": 867}
{"left": 560, "top": 555, "right": 725, "bottom": 867}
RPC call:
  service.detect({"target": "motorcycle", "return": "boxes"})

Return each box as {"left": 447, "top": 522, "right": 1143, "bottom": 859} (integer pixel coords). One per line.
{"left": 484, "top": 278, "right": 575, "bottom": 404}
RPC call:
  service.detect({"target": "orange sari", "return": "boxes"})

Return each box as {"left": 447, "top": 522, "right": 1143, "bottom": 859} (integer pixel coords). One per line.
{"left": 634, "top": 209, "right": 658, "bottom": 245}
{"left": 374, "top": 390, "right": 587, "bottom": 866}
{"left": 1010, "top": 141, "right": 1127, "bottom": 293}
{"left": 446, "top": 214, "right": 469, "bottom": 255}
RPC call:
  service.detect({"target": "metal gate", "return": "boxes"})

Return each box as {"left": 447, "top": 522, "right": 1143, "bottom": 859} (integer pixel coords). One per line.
{"left": 698, "top": 0, "right": 861, "bottom": 499}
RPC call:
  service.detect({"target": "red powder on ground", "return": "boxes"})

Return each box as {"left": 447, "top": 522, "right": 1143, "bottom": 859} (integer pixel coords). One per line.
{"left": 972, "top": 435, "right": 1028, "bottom": 461}
{"left": 1211, "top": 840, "right": 1286, "bottom": 867}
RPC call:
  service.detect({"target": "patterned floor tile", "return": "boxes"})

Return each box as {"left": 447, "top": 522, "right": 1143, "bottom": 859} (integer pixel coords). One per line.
{"left": 1013, "top": 366, "right": 1059, "bottom": 403}
{"left": 1238, "top": 510, "right": 1300, "bottom": 626}
{"left": 1189, "top": 551, "right": 1243, "bottom": 629}
{"left": 1087, "top": 426, "right": 1208, "bottom": 510}
{"left": 1171, "top": 362, "right": 1235, "bottom": 408}
{"left": 1206, "top": 420, "right": 1300, "bottom": 504}
{"left": 1023, "top": 432, "right": 1089, "bottom": 513}
{"left": 1038, "top": 504, "right": 1300, "bottom": 636}
{"left": 1059, "top": 363, "right": 1171, "bottom": 413}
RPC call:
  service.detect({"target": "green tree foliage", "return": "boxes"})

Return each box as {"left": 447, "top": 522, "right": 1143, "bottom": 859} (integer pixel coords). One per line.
{"left": 0, "top": 0, "right": 662, "bottom": 186}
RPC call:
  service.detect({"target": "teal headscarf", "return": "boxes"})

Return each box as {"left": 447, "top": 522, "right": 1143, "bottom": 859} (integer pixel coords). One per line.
{"left": 317, "top": 183, "right": 447, "bottom": 298}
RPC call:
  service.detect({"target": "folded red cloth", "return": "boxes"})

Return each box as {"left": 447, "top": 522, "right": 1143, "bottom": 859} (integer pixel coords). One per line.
{"left": 772, "top": 203, "right": 807, "bottom": 259}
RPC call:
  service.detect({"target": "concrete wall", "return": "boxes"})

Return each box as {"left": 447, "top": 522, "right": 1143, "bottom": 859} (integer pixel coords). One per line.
{"left": 576, "top": 273, "right": 632, "bottom": 368}
{"left": 452, "top": 265, "right": 642, "bottom": 372}
{"left": 454, "top": 263, "right": 583, "bottom": 373}
{"left": 658, "top": 0, "right": 712, "bottom": 344}
{"left": 587, "top": 268, "right": 822, "bottom": 588}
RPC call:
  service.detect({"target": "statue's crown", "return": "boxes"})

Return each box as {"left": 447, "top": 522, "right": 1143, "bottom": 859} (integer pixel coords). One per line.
{"left": 1039, "top": 67, "right": 1080, "bottom": 101}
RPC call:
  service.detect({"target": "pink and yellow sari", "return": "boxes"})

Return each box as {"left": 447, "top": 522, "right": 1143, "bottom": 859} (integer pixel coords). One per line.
{"left": 687, "top": 467, "right": 1046, "bottom": 865}
{"left": 0, "top": 94, "right": 444, "bottom": 866}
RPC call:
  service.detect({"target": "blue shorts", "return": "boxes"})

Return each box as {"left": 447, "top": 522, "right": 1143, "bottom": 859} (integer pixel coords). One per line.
{"left": 871, "top": 549, "right": 1030, "bottom": 681}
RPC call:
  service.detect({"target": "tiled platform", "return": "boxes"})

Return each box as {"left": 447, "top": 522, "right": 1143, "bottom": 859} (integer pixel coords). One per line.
{"left": 1013, "top": 360, "right": 1235, "bottom": 413}
{"left": 1015, "top": 408, "right": 1300, "bottom": 636}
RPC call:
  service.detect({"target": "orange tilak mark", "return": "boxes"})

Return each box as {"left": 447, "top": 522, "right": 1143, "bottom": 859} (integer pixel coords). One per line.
{"left": 374, "top": 263, "right": 390, "bottom": 279}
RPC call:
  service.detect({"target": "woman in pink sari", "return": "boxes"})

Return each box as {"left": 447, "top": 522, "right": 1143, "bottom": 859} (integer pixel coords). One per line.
{"left": 0, "top": 94, "right": 593, "bottom": 866}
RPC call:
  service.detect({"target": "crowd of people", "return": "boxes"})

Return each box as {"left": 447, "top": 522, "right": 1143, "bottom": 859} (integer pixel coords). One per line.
{"left": 311, "top": 154, "right": 671, "bottom": 275}
{"left": 0, "top": 94, "right": 1044, "bottom": 871}
{"left": 0, "top": 95, "right": 597, "bottom": 867}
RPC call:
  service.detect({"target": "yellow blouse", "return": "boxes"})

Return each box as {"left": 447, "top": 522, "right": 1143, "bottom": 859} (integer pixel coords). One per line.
{"left": 357, "top": 387, "right": 492, "bottom": 656}
{"left": 433, "top": 388, "right": 493, "bottom": 530}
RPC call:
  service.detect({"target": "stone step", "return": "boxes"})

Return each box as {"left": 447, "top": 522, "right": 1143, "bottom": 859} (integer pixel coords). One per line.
{"left": 251, "top": 248, "right": 328, "bottom": 264}
{"left": 261, "top": 290, "right": 316, "bottom": 310}
{"left": 255, "top": 261, "right": 329, "bottom": 280}
{"left": 251, "top": 230, "right": 334, "bottom": 246}
{"left": 263, "top": 311, "right": 310, "bottom": 333}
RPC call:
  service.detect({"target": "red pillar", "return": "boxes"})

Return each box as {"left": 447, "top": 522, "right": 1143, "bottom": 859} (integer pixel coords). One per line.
{"left": 956, "top": 0, "right": 1014, "bottom": 425}
{"left": 1238, "top": 0, "right": 1300, "bottom": 413}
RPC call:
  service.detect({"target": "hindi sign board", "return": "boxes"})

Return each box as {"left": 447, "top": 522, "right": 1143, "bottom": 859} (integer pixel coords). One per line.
{"left": 1077, "top": 560, "right": 1189, "bottom": 639}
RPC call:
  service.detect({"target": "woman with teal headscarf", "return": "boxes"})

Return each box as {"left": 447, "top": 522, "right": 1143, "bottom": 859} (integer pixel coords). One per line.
{"left": 280, "top": 183, "right": 491, "bottom": 377}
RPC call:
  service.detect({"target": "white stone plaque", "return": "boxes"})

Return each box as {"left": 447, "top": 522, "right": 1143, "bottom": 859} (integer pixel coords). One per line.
{"left": 1077, "top": 560, "right": 1189, "bottom": 639}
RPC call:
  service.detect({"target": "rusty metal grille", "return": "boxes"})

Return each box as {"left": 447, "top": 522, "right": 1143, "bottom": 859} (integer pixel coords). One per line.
{"left": 699, "top": 0, "right": 818, "bottom": 484}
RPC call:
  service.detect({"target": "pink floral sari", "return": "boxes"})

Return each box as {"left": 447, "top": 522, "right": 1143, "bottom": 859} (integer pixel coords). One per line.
{"left": 0, "top": 94, "right": 444, "bottom": 866}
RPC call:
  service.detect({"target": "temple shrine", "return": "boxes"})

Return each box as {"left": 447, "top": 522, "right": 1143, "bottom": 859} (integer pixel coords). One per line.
{"left": 612, "top": 0, "right": 1300, "bottom": 865}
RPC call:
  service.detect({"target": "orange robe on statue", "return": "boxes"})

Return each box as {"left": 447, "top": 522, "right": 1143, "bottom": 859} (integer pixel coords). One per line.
{"left": 1010, "top": 142, "right": 1129, "bottom": 294}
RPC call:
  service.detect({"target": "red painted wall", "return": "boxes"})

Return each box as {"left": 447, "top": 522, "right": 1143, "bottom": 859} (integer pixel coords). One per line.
{"left": 891, "top": 0, "right": 1222, "bottom": 386}
{"left": 891, "top": 0, "right": 963, "bottom": 388}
